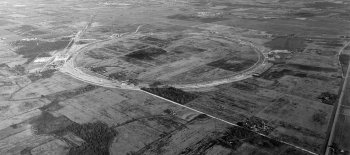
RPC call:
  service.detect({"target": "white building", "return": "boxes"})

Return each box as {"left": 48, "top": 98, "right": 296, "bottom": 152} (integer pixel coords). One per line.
{"left": 34, "top": 57, "right": 53, "bottom": 63}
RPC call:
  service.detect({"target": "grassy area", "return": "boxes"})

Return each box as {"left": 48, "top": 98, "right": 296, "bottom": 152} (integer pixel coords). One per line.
{"left": 141, "top": 87, "right": 198, "bottom": 104}
{"left": 66, "top": 122, "right": 117, "bottom": 155}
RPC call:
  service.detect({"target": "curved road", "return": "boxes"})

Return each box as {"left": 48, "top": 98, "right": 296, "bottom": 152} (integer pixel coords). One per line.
{"left": 60, "top": 35, "right": 267, "bottom": 89}
{"left": 60, "top": 38, "right": 139, "bottom": 90}
{"left": 171, "top": 37, "right": 268, "bottom": 89}
{"left": 325, "top": 41, "right": 350, "bottom": 155}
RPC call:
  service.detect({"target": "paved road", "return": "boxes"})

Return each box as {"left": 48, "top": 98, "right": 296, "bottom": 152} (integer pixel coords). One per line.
{"left": 61, "top": 33, "right": 268, "bottom": 89}
{"left": 325, "top": 41, "right": 350, "bottom": 155}
{"left": 172, "top": 42, "right": 268, "bottom": 89}
{"left": 169, "top": 36, "right": 268, "bottom": 89}
{"left": 60, "top": 41, "right": 138, "bottom": 90}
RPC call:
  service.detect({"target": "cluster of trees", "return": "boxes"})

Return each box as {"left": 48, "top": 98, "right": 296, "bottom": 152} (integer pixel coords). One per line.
{"left": 318, "top": 92, "right": 338, "bottom": 105}
{"left": 41, "top": 69, "right": 56, "bottom": 78}
{"left": 149, "top": 81, "right": 163, "bottom": 88}
{"left": 67, "top": 122, "right": 118, "bottom": 155}
{"left": 312, "top": 110, "right": 327, "bottom": 125}
{"left": 32, "top": 111, "right": 72, "bottom": 135}
{"left": 108, "top": 72, "right": 128, "bottom": 81}
{"left": 66, "top": 85, "right": 97, "bottom": 97}
{"left": 12, "top": 39, "right": 69, "bottom": 62}
{"left": 27, "top": 69, "right": 55, "bottom": 82}
{"left": 13, "top": 65, "right": 26, "bottom": 75}
{"left": 86, "top": 50, "right": 109, "bottom": 60}
{"left": 231, "top": 82, "right": 256, "bottom": 91}
{"left": 141, "top": 87, "right": 198, "bottom": 104}
{"left": 90, "top": 67, "right": 106, "bottom": 74}
{"left": 46, "top": 84, "right": 97, "bottom": 101}
{"left": 140, "top": 36, "right": 170, "bottom": 47}
{"left": 237, "top": 117, "right": 273, "bottom": 135}
{"left": 215, "top": 127, "right": 252, "bottom": 149}
{"left": 127, "top": 78, "right": 139, "bottom": 85}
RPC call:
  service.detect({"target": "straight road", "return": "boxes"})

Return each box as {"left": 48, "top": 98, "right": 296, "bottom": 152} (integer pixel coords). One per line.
{"left": 141, "top": 90, "right": 317, "bottom": 155}
{"left": 325, "top": 41, "right": 350, "bottom": 155}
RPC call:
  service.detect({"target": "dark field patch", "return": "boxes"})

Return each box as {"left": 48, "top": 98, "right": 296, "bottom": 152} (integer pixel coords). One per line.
{"left": 340, "top": 54, "right": 350, "bottom": 73}
{"left": 31, "top": 111, "right": 75, "bottom": 135}
{"left": 147, "top": 116, "right": 185, "bottom": 130}
{"left": 317, "top": 92, "right": 338, "bottom": 105}
{"left": 0, "top": 63, "right": 9, "bottom": 68}
{"left": 206, "top": 92, "right": 258, "bottom": 112}
{"left": 100, "top": 48, "right": 124, "bottom": 55}
{"left": 37, "top": 52, "right": 52, "bottom": 58}
{"left": 139, "top": 36, "right": 170, "bottom": 47}
{"left": 289, "top": 64, "right": 338, "bottom": 72}
{"left": 86, "top": 49, "right": 110, "bottom": 60}
{"left": 40, "top": 69, "right": 56, "bottom": 78}
{"left": 12, "top": 65, "right": 26, "bottom": 75}
{"left": 180, "top": 138, "right": 217, "bottom": 155}
{"left": 312, "top": 49, "right": 337, "bottom": 56}
{"left": 193, "top": 114, "right": 210, "bottom": 120}
{"left": 10, "top": 25, "right": 37, "bottom": 32}
{"left": 246, "top": 135, "right": 283, "bottom": 150}
{"left": 293, "top": 12, "right": 316, "bottom": 18}
{"left": 40, "top": 99, "right": 64, "bottom": 112}
{"left": 90, "top": 66, "right": 106, "bottom": 74}
{"left": 181, "top": 125, "right": 303, "bottom": 154}
{"left": 315, "top": 39, "right": 344, "bottom": 48}
{"left": 171, "top": 45, "right": 206, "bottom": 54}
{"left": 34, "top": 118, "right": 118, "bottom": 155}
{"left": 108, "top": 71, "right": 129, "bottom": 81}
{"left": 207, "top": 57, "right": 257, "bottom": 72}
{"left": 0, "top": 81, "right": 13, "bottom": 87}
{"left": 0, "top": 19, "right": 14, "bottom": 26}
{"left": 167, "top": 14, "right": 228, "bottom": 23}
{"left": 27, "top": 69, "right": 56, "bottom": 82}
{"left": 95, "top": 26, "right": 112, "bottom": 33}
{"left": 280, "top": 147, "right": 312, "bottom": 155}
{"left": 104, "top": 44, "right": 129, "bottom": 52}
{"left": 20, "top": 147, "right": 33, "bottom": 155}
{"left": 121, "top": 56, "right": 154, "bottom": 68}
{"left": 239, "top": 117, "right": 273, "bottom": 135}
{"left": 230, "top": 82, "right": 257, "bottom": 91}
{"left": 45, "top": 84, "right": 98, "bottom": 102}
{"left": 63, "top": 122, "right": 117, "bottom": 155}
{"left": 11, "top": 39, "right": 69, "bottom": 63}
{"left": 140, "top": 24, "right": 190, "bottom": 33}
{"left": 305, "top": 2, "right": 344, "bottom": 9}
{"left": 141, "top": 87, "right": 198, "bottom": 105}
{"left": 26, "top": 30, "right": 48, "bottom": 35}
{"left": 125, "top": 47, "right": 167, "bottom": 60}
{"left": 7, "top": 25, "right": 48, "bottom": 36}
{"left": 129, "top": 43, "right": 150, "bottom": 51}
{"left": 337, "top": 12, "right": 350, "bottom": 18}
{"left": 264, "top": 36, "right": 306, "bottom": 52}
{"left": 214, "top": 127, "right": 281, "bottom": 151}
{"left": 262, "top": 69, "right": 307, "bottom": 80}
{"left": 190, "top": 0, "right": 210, "bottom": 6}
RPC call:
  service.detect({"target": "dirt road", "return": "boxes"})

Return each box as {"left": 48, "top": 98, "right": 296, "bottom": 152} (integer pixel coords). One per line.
{"left": 325, "top": 41, "right": 350, "bottom": 155}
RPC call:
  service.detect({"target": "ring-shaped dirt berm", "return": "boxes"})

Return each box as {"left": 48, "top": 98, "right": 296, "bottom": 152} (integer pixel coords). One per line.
{"left": 74, "top": 32, "right": 263, "bottom": 87}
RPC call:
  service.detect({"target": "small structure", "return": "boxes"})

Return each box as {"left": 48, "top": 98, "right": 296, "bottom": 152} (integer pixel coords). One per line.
{"left": 54, "top": 54, "right": 69, "bottom": 61}
{"left": 34, "top": 57, "right": 53, "bottom": 63}
{"left": 267, "top": 50, "right": 292, "bottom": 63}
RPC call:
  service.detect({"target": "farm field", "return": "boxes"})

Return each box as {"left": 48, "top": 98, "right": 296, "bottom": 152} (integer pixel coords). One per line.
{"left": 0, "top": 0, "right": 350, "bottom": 155}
